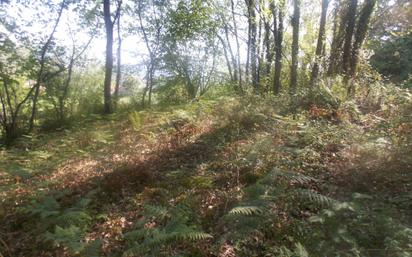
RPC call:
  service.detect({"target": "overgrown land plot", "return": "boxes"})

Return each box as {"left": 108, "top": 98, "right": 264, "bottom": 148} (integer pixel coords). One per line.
{"left": 1, "top": 0, "right": 412, "bottom": 256}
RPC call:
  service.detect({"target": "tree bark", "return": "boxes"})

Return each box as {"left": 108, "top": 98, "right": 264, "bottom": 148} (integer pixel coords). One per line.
{"left": 114, "top": 9, "right": 122, "bottom": 109}
{"left": 103, "top": 0, "right": 114, "bottom": 114}
{"left": 230, "top": 0, "right": 242, "bottom": 91}
{"left": 350, "top": 0, "right": 376, "bottom": 77}
{"left": 289, "top": 0, "right": 300, "bottom": 95}
{"left": 310, "top": 0, "right": 329, "bottom": 87}
{"left": 327, "top": 2, "right": 341, "bottom": 76}
{"left": 273, "top": 2, "right": 284, "bottom": 95}
{"left": 263, "top": 15, "right": 273, "bottom": 90}
{"left": 342, "top": 0, "right": 358, "bottom": 75}
{"left": 103, "top": 0, "right": 121, "bottom": 114}
{"left": 248, "top": 0, "right": 258, "bottom": 91}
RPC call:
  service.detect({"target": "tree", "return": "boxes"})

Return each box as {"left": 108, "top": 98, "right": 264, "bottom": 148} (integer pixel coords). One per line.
{"left": 349, "top": 0, "right": 377, "bottom": 77}
{"left": 163, "top": 0, "right": 218, "bottom": 100}
{"left": 230, "top": 0, "right": 243, "bottom": 91}
{"left": 263, "top": 5, "right": 273, "bottom": 91}
{"left": 327, "top": 1, "right": 346, "bottom": 76}
{"left": 114, "top": 5, "right": 122, "bottom": 109}
{"left": 133, "top": 0, "right": 167, "bottom": 107}
{"left": 28, "top": 0, "right": 66, "bottom": 131}
{"left": 370, "top": 32, "right": 412, "bottom": 84}
{"left": 103, "top": 0, "right": 122, "bottom": 114}
{"left": 272, "top": 0, "right": 284, "bottom": 95}
{"left": 342, "top": 0, "right": 358, "bottom": 76}
{"left": 289, "top": 0, "right": 300, "bottom": 95}
{"left": 54, "top": 28, "right": 94, "bottom": 121}
{"left": 310, "top": 0, "right": 329, "bottom": 87}
{"left": 245, "top": 0, "right": 258, "bottom": 91}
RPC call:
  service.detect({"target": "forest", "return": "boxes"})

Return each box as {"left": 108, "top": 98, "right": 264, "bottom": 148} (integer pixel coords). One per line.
{"left": 0, "top": 0, "right": 411, "bottom": 256}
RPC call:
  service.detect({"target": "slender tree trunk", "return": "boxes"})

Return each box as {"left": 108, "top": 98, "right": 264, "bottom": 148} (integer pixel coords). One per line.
{"left": 245, "top": 0, "right": 252, "bottom": 83}
{"left": 249, "top": 0, "right": 258, "bottom": 91}
{"left": 218, "top": 35, "right": 234, "bottom": 81}
{"left": 59, "top": 58, "right": 74, "bottom": 120}
{"left": 273, "top": 2, "right": 284, "bottom": 95}
{"left": 103, "top": 0, "right": 114, "bottom": 114}
{"left": 223, "top": 23, "right": 238, "bottom": 82}
{"left": 290, "top": 0, "right": 300, "bottom": 95}
{"left": 256, "top": 3, "right": 263, "bottom": 89}
{"left": 148, "top": 65, "right": 154, "bottom": 105}
{"left": 350, "top": 0, "right": 376, "bottom": 76}
{"left": 28, "top": 0, "right": 65, "bottom": 131}
{"left": 310, "top": 0, "right": 329, "bottom": 87}
{"left": 114, "top": 10, "right": 122, "bottom": 109}
{"left": 141, "top": 65, "right": 149, "bottom": 108}
{"left": 59, "top": 36, "right": 92, "bottom": 120}
{"left": 327, "top": 2, "right": 340, "bottom": 76}
{"left": 231, "top": 0, "right": 242, "bottom": 90}
{"left": 264, "top": 17, "right": 274, "bottom": 90}
{"left": 138, "top": 0, "right": 155, "bottom": 107}
{"left": 342, "top": 0, "right": 358, "bottom": 75}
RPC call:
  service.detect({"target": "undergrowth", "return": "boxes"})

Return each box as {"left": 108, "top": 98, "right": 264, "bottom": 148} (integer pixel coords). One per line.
{"left": 0, "top": 82, "right": 411, "bottom": 257}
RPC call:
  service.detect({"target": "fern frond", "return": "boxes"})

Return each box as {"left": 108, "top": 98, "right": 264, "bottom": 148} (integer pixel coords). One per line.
{"left": 122, "top": 244, "right": 146, "bottom": 257}
{"left": 144, "top": 205, "right": 169, "bottom": 219}
{"left": 260, "top": 169, "right": 317, "bottom": 186}
{"left": 229, "top": 206, "right": 263, "bottom": 216}
{"left": 297, "top": 189, "right": 338, "bottom": 208}
{"left": 175, "top": 231, "right": 213, "bottom": 241}
{"left": 275, "top": 170, "right": 318, "bottom": 185}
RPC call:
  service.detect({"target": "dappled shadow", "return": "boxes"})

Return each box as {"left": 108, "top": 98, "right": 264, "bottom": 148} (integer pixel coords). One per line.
{"left": 1, "top": 115, "right": 263, "bottom": 257}
{"left": 78, "top": 118, "right": 258, "bottom": 199}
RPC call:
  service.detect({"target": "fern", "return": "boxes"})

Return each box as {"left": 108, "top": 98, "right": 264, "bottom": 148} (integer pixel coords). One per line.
{"left": 129, "top": 111, "right": 142, "bottom": 130}
{"left": 26, "top": 196, "right": 60, "bottom": 219}
{"left": 144, "top": 204, "right": 169, "bottom": 219}
{"left": 44, "top": 225, "right": 85, "bottom": 253}
{"left": 25, "top": 194, "right": 95, "bottom": 256}
{"left": 268, "top": 169, "right": 318, "bottom": 185}
{"left": 177, "top": 231, "right": 213, "bottom": 241}
{"left": 229, "top": 206, "right": 263, "bottom": 216}
{"left": 297, "top": 189, "right": 338, "bottom": 208}
{"left": 123, "top": 203, "right": 211, "bottom": 257}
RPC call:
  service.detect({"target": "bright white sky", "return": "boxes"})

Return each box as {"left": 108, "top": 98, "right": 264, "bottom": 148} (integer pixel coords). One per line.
{"left": 1, "top": 0, "right": 147, "bottom": 65}
{"left": 0, "top": 0, "right": 340, "bottom": 73}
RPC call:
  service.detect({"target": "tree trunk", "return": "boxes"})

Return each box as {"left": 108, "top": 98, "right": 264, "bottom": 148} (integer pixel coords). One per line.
{"left": 256, "top": 1, "right": 263, "bottom": 89}
{"left": 273, "top": 2, "right": 284, "bottom": 95}
{"left": 103, "top": 0, "right": 114, "bottom": 114}
{"left": 218, "top": 35, "right": 234, "bottom": 81}
{"left": 245, "top": 0, "right": 252, "bottom": 84}
{"left": 249, "top": 0, "right": 258, "bottom": 91}
{"left": 59, "top": 58, "right": 74, "bottom": 120}
{"left": 310, "top": 0, "right": 329, "bottom": 87}
{"left": 350, "top": 0, "right": 376, "bottom": 77}
{"left": 263, "top": 16, "right": 274, "bottom": 90}
{"left": 114, "top": 9, "right": 122, "bottom": 109}
{"left": 327, "top": 2, "right": 340, "bottom": 76}
{"left": 29, "top": 0, "right": 65, "bottom": 131}
{"left": 223, "top": 23, "right": 238, "bottom": 82}
{"left": 342, "top": 0, "right": 358, "bottom": 75}
{"left": 289, "top": 0, "right": 300, "bottom": 95}
{"left": 138, "top": 0, "right": 155, "bottom": 107}
{"left": 231, "top": 0, "right": 242, "bottom": 91}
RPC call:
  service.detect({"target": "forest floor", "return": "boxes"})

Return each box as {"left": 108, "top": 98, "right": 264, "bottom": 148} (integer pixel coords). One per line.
{"left": 0, "top": 96, "right": 411, "bottom": 257}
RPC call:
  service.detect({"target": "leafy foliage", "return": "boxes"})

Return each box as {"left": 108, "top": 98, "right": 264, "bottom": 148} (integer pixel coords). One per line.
{"left": 24, "top": 193, "right": 100, "bottom": 256}
{"left": 123, "top": 201, "right": 212, "bottom": 257}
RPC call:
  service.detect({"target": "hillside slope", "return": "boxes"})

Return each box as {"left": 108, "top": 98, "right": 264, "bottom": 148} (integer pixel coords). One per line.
{"left": 1, "top": 96, "right": 411, "bottom": 257}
